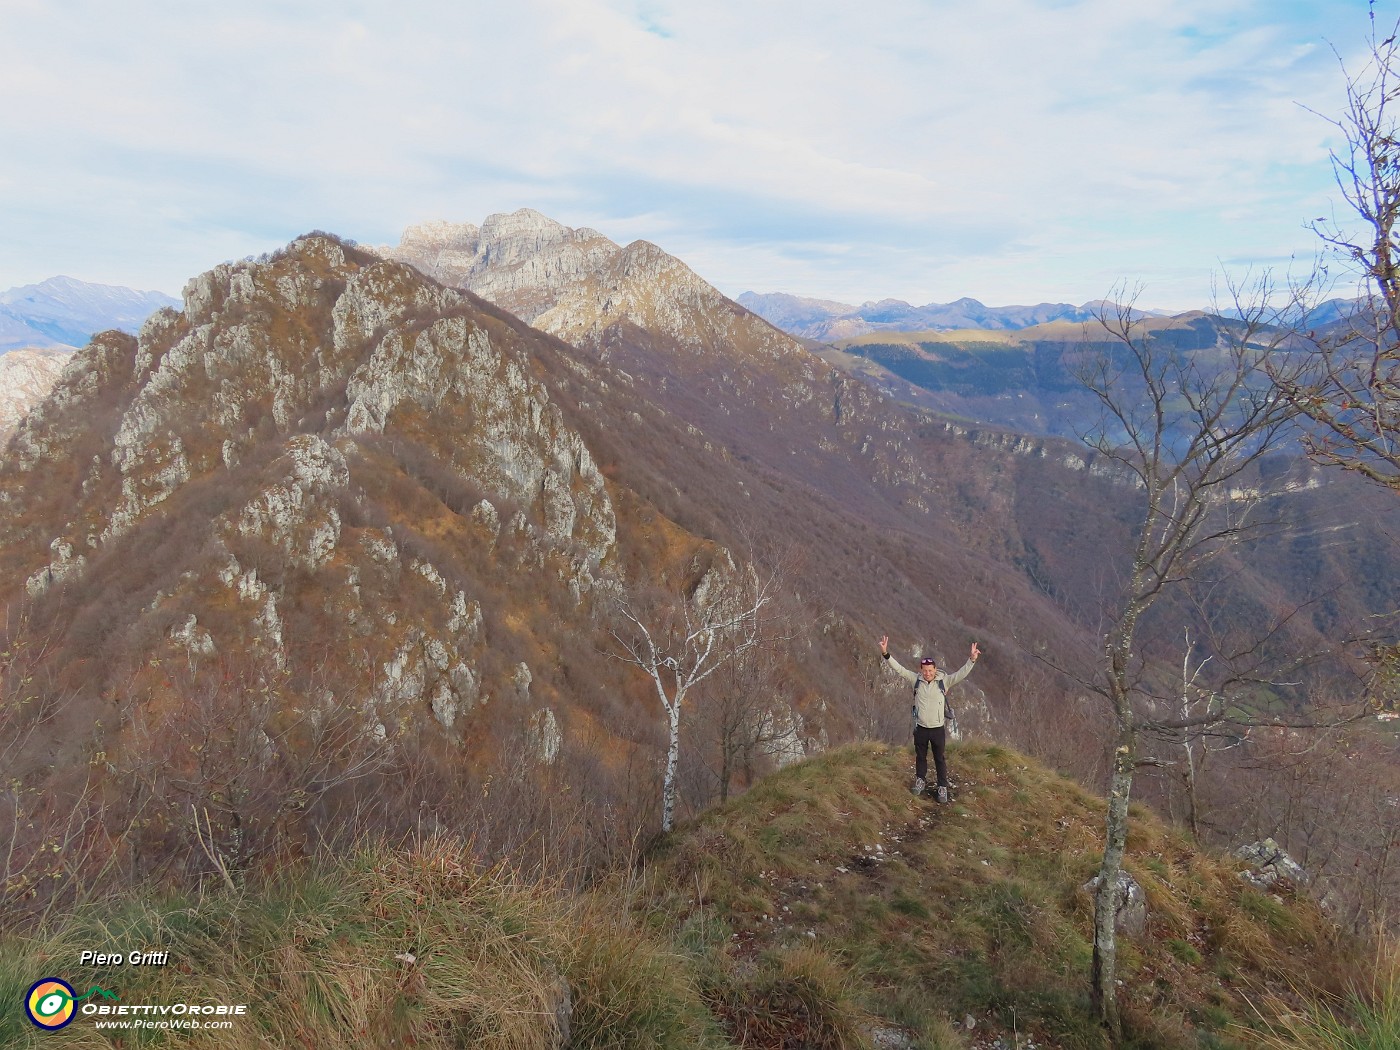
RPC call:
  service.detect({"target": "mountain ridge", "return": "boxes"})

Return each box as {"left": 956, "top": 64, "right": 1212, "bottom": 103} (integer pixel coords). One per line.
{"left": 0, "top": 275, "right": 179, "bottom": 352}
{"left": 737, "top": 289, "right": 1173, "bottom": 341}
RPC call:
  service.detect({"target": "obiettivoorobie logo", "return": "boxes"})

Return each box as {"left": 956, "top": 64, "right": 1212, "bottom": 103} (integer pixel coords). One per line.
{"left": 24, "top": 979, "right": 76, "bottom": 1030}
{"left": 24, "top": 980, "right": 119, "bottom": 1030}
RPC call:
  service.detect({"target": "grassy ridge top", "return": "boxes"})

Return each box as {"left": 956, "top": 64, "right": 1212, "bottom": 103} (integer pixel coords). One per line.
{"left": 2, "top": 742, "right": 1378, "bottom": 1049}
{"left": 646, "top": 742, "right": 1355, "bottom": 1048}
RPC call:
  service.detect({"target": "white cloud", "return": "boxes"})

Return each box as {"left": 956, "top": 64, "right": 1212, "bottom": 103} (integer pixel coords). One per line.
{"left": 0, "top": 0, "right": 1374, "bottom": 307}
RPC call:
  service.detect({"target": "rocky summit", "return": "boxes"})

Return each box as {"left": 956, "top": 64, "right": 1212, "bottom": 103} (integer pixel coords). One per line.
{"left": 385, "top": 209, "right": 623, "bottom": 324}
{"left": 384, "top": 208, "right": 802, "bottom": 362}
{"left": 0, "top": 238, "right": 675, "bottom": 867}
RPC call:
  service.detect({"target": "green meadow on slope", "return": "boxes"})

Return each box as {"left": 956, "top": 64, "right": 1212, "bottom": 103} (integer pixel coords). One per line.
{"left": 3, "top": 742, "right": 1387, "bottom": 1049}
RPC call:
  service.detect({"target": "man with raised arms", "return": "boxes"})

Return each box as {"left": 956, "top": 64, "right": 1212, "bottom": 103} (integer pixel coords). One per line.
{"left": 879, "top": 635, "right": 981, "bottom": 803}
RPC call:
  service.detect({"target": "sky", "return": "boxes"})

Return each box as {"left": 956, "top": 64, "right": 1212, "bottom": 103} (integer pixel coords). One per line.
{"left": 0, "top": 0, "right": 1389, "bottom": 311}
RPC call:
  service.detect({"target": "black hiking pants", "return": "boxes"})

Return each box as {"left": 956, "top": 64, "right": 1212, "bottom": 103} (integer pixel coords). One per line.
{"left": 913, "top": 724, "right": 948, "bottom": 787}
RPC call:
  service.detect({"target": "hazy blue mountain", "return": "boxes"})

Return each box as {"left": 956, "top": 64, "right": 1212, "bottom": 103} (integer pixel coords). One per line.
{"left": 0, "top": 306, "right": 57, "bottom": 351}
{"left": 735, "top": 291, "right": 854, "bottom": 332}
{"left": 739, "top": 291, "right": 1166, "bottom": 341}
{"left": 0, "top": 276, "right": 179, "bottom": 351}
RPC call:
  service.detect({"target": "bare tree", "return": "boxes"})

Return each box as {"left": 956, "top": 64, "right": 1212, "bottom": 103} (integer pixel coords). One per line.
{"left": 606, "top": 553, "right": 777, "bottom": 833}
{"left": 1143, "top": 576, "right": 1324, "bottom": 846}
{"left": 1270, "top": 10, "right": 1400, "bottom": 497}
{"left": 682, "top": 642, "right": 788, "bottom": 806}
{"left": 1069, "top": 289, "right": 1308, "bottom": 1041}
{"left": 1168, "top": 629, "right": 1215, "bottom": 842}
{"left": 1266, "top": 13, "right": 1400, "bottom": 727}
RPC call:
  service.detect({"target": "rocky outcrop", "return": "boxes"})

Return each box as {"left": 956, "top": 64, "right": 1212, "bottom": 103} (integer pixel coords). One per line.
{"left": 0, "top": 347, "right": 70, "bottom": 447}
{"left": 341, "top": 311, "right": 616, "bottom": 580}
{"left": 1235, "top": 839, "right": 1310, "bottom": 889}
{"left": 1084, "top": 870, "right": 1149, "bottom": 938}
{"left": 384, "top": 209, "right": 620, "bottom": 323}
{"left": 236, "top": 436, "right": 349, "bottom": 571}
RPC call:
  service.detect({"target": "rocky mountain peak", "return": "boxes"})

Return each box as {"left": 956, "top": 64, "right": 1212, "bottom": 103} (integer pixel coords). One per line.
{"left": 378, "top": 212, "right": 814, "bottom": 370}
{"left": 383, "top": 209, "right": 620, "bottom": 322}
{"left": 478, "top": 208, "right": 575, "bottom": 260}
{"left": 5, "top": 231, "right": 620, "bottom": 763}
{"left": 617, "top": 239, "right": 686, "bottom": 277}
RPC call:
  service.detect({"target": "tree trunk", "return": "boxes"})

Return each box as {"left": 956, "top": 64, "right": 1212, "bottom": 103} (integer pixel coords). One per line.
{"left": 662, "top": 693, "right": 682, "bottom": 833}
{"left": 719, "top": 734, "right": 733, "bottom": 804}
{"left": 1092, "top": 727, "right": 1135, "bottom": 1045}
{"left": 1179, "top": 641, "right": 1202, "bottom": 844}
{"left": 1182, "top": 734, "right": 1201, "bottom": 844}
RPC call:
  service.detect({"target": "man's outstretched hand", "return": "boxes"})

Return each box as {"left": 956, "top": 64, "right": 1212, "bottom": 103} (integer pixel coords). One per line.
{"left": 879, "top": 634, "right": 889, "bottom": 655}
{"left": 971, "top": 641, "right": 982, "bottom": 661}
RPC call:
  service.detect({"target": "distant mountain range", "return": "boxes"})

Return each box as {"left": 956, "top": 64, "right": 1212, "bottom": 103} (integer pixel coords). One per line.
{"left": 736, "top": 291, "right": 1173, "bottom": 341}
{"left": 0, "top": 276, "right": 179, "bottom": 352}
{"left": 741, "top": 289, "right": 1373, "bottom": 344}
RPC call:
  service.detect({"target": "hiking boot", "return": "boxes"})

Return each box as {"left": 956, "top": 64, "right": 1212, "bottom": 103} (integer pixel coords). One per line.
{"left": 911, "top": 777, "right": 926, "bottom": 796}
{"left": 935, "top": 785, "right": 949, "bottom": 804}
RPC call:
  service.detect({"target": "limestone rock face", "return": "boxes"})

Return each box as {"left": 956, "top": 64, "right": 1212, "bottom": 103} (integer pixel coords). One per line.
{"left": 945, "top": 683, "right": 992, "bottom": 741}
{"left": 532, "top": 238, "right": 800, "bottom": 360}
{"left": 759, "top": 706, "right": 807, "bottom": 768}
{"left": 0, "top": 347, "right": 71, "bottom": 447}
{"left": 385, "top": 209, "right": 620, "bottom": 324}
{"left": 340, "top": 311, "right": 615, "bottom": 580}
{"left": 236, "top": 436, "right": 349, "bottom": 572}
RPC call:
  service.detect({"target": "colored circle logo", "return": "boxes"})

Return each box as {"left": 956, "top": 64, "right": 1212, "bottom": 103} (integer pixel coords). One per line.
{"left": 25, "top": 978, "right": 76, "bottom": 1029}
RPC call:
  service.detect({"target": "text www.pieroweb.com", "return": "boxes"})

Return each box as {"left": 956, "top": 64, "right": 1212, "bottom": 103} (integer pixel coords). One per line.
{"left": 93, "top": 1017, "right": 236, "bottom": 1031}
{"left": 83, "top": 1003, "right": 246, "bottom": 1030}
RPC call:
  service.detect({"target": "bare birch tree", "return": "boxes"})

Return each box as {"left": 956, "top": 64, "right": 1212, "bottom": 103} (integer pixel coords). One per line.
{"left": 1169, "top": 629, "right": 1214, "bottom": 842}
{"left": 607, "top": 554, "right": 777, "bottom": 833}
